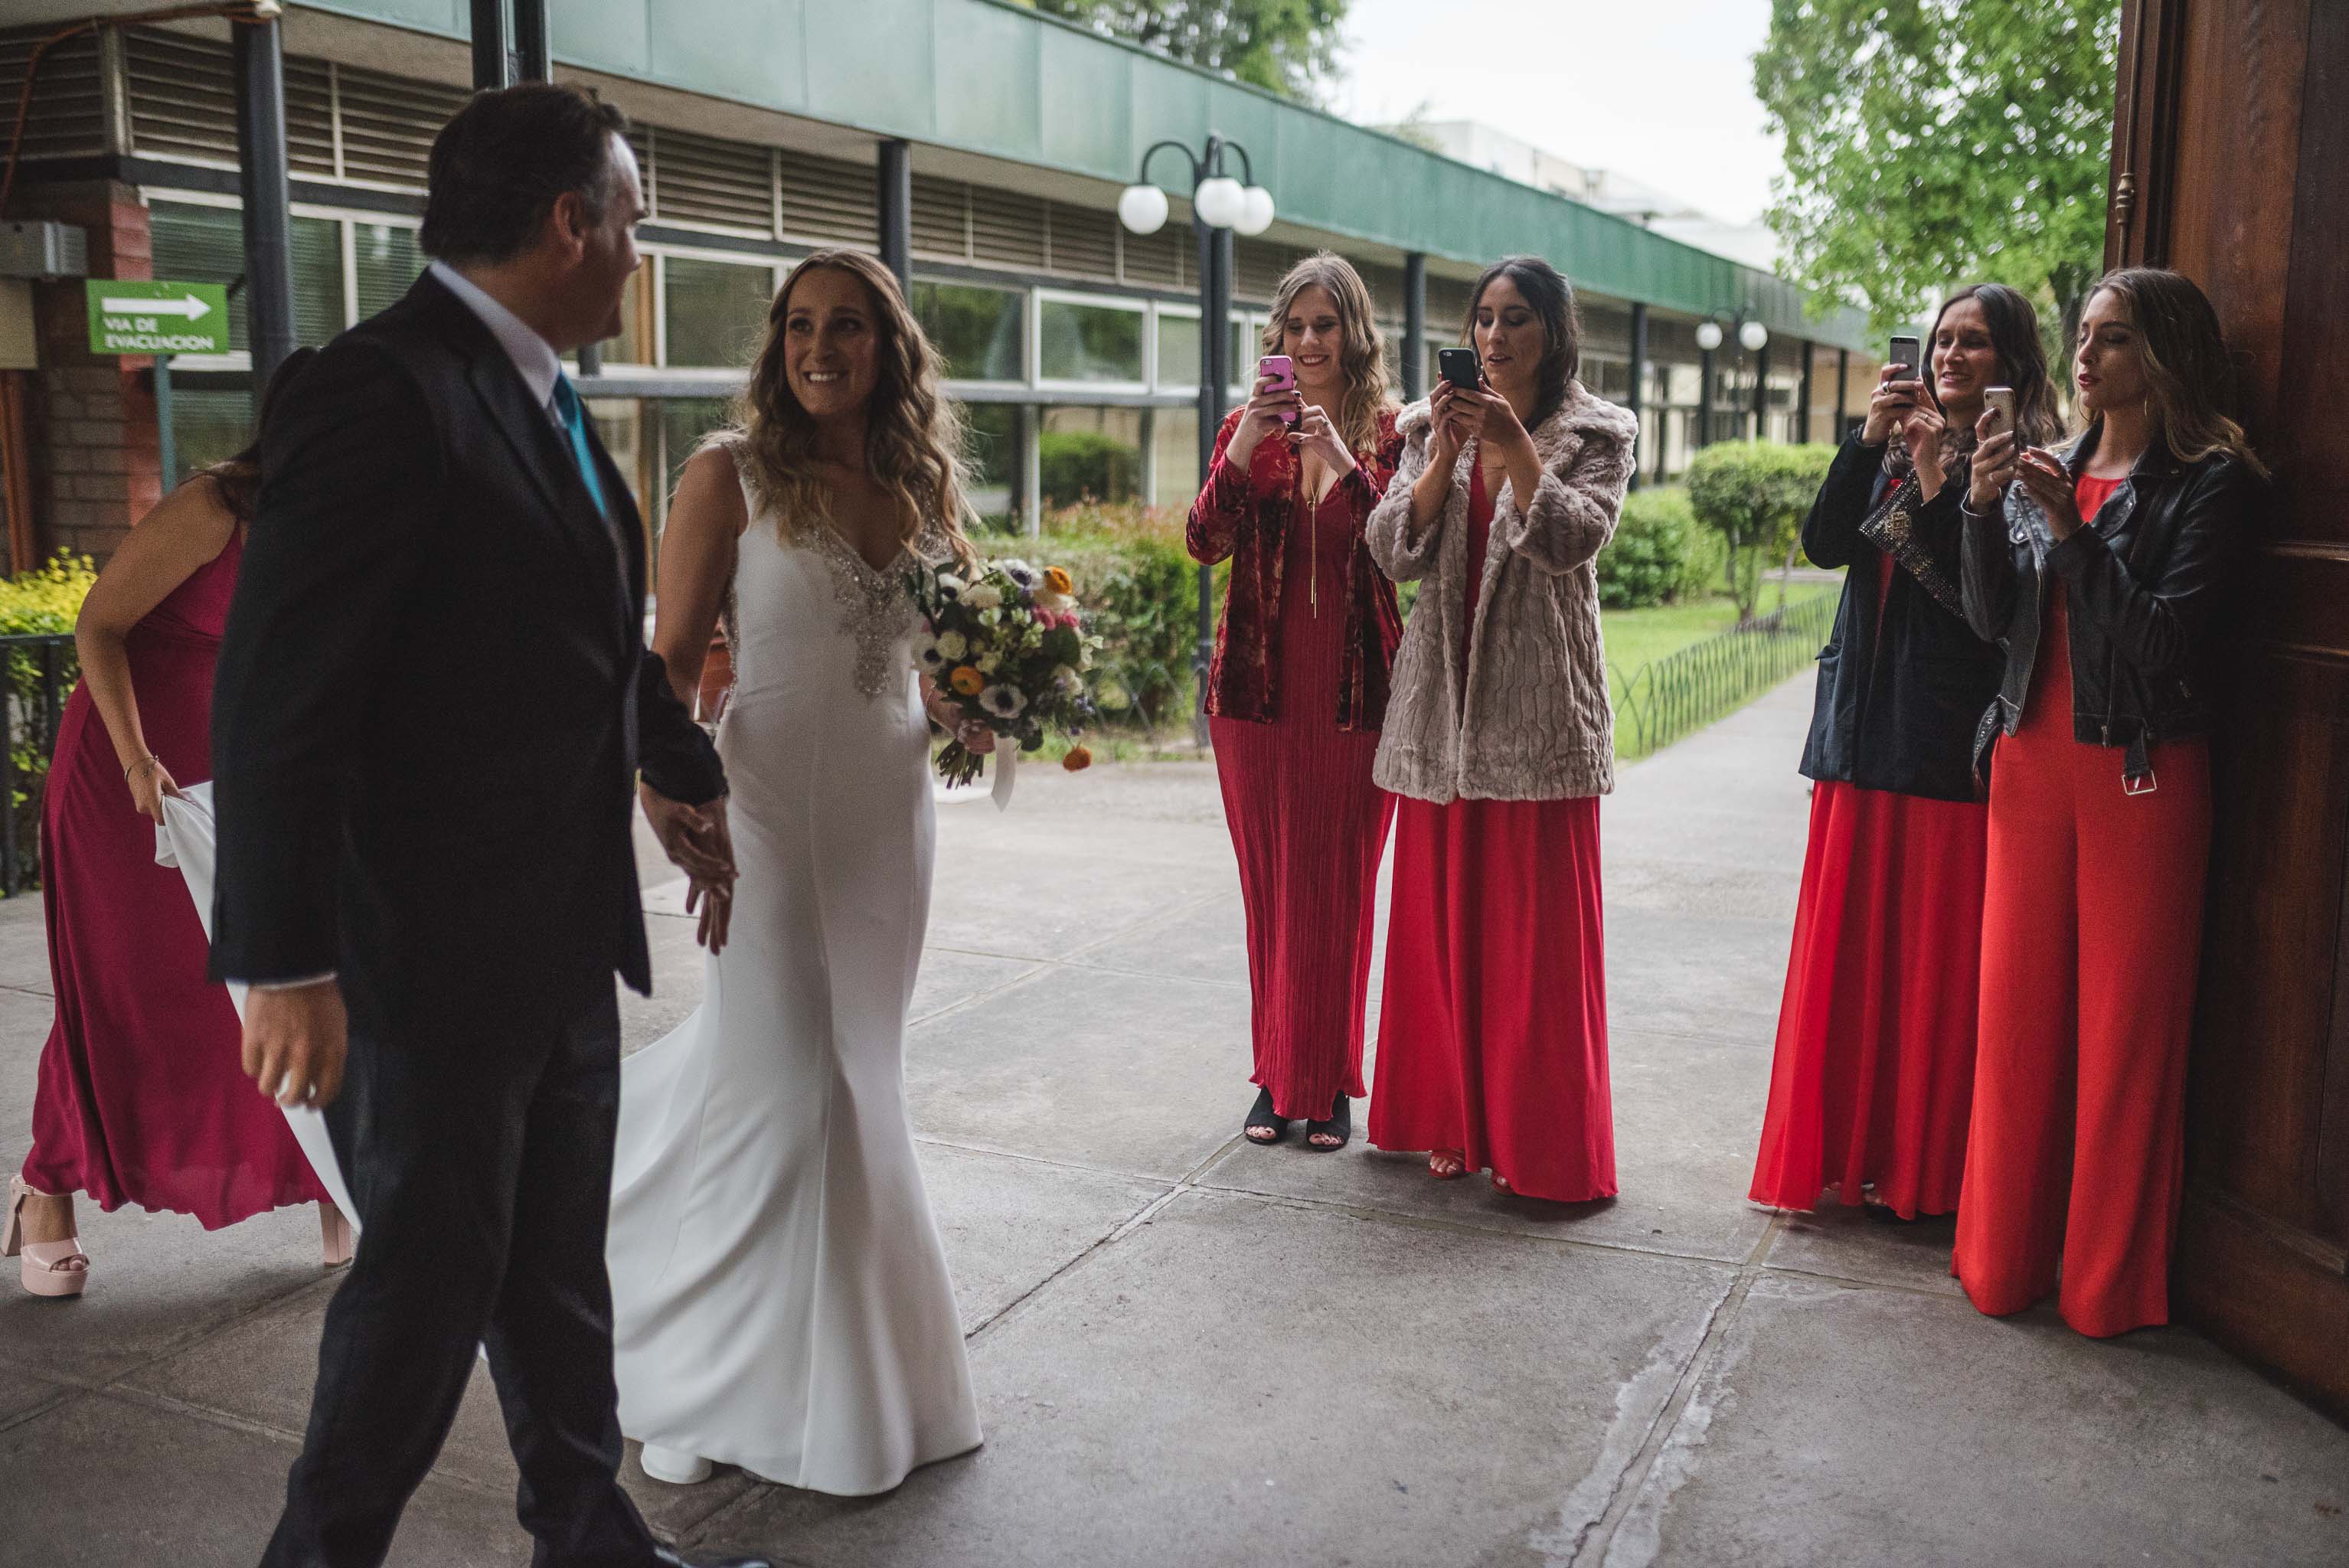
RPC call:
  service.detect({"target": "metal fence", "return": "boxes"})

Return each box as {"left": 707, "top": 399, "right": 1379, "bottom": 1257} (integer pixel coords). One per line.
{"left": 0, "top": 634, "right": 80, "bottom": 896}
{"left": 1611, "top": 590, "right": 1839, "bottom": 761}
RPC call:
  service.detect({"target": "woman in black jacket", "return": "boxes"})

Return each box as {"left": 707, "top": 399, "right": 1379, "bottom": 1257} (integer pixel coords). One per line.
{"left": 1951, "top": 268, "right": 2264, "bottom": 1338}
{"left": 1750, "top": 284, "right": 2060, "bottom": 1220}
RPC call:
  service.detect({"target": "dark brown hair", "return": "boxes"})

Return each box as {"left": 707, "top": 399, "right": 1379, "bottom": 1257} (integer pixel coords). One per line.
{"left": 420, "top": 83, "right": 629, "bottom": 266}
{"left": 1462, "top": 255, "right": 1580, "bottom": 430}
{"left": 1928, "top": 283, "right": 2062, "bottom": 447}
{"left": 198, "top": 347, "right": 319, "bottom": 523}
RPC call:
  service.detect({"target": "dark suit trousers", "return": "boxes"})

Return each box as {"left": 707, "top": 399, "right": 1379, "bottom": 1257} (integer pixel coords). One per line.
{"left": 260, "top": 989, "right": 655, "bottom": 1568}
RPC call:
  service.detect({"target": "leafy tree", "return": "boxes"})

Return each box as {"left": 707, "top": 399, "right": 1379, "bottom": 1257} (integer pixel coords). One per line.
{"left": 1020, "top": 0, "right": 1351, "bottom": 102}
{"left": 1755, "top": 0, "right": 2121, "bottom": 348}
{"left": 1686, "top": 443, "right": 1838, "bottom": 622}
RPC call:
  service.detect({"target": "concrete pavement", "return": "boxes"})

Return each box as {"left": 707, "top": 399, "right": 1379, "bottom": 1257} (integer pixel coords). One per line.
{"left": 2, "top": 676, "right": 2345, "bottom": 1566}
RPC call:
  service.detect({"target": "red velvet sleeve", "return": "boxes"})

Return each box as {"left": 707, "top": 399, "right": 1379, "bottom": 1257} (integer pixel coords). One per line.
{"left": 1186, "top": 410, "right": 1253, "bottom": 566}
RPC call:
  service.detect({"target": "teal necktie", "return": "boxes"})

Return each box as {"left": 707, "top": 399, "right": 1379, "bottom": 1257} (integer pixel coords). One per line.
{"left": 549, "top": 373, "right": 609, "bottom": 518}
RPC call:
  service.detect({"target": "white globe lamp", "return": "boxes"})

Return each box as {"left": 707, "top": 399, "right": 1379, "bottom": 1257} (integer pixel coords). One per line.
{"left": 1192, "top": 175, "right": 1246, "bottom": 230}
{"left": 1694, "top": 319, "right": 1723, "bottom": 352}
{"left": 1233, "top": 185, "right": 1276, "bottom": 237}
{"left": 1740, "top": 319, "right": 1770, "bottom": 353}
{"left": 1117, "top": 183, "right": 1170, "bottom": 237}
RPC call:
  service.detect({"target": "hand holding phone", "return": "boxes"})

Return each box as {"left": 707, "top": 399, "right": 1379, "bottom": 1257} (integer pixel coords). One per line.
{"left": 1258, "top": 354, "right": 1298, "bottom": 426}
{"left": 1437, "top": 347, "right": 1482, "bottom": 392}
{"left": 1887, "top": 335, "right": 1923, "bottom": 387}
{"left": 1981, "top": 386, "right": 2015, "bottom": 436}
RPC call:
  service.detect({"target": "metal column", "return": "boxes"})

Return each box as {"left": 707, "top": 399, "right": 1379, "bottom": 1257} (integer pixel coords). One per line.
{"left": 1751, "top": 337, "right": 1770, "bottom": 440}
{"left": 511, "top": 0, "right": 549, "bottom": 81}
{"left": 1400, "top": 251, "right": 1426, "bottom": 400}
{"left": 1834, "top": 349, "right": 1851, "bottom": 442}
{"left": 877, "top": 139, "right": 913, "bottom": 296}
{"left": 1626, "top": 301, "right": 1647, "bottom": 491}
{"left": 469, "top": 0, "right": 508, "bottom": 89}
{"left": 1697, "top": 347, "right": 1714, "bottom": 449}
{"left": 1796, "top": 339, "right": 1814, "bottom": 443}
{"left": 1194, "top": 218, "right": 1233, "bottom": 747}
{"left": 234, "top": 16, "right": 296, "bottom": 407}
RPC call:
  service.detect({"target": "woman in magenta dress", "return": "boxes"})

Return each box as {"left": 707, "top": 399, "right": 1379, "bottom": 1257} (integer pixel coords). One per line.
{"left": 1364, "top": 256, "right": 1637, "bottom": 1199}
{"left": 1749, "top": 284, "right": 2060, "bottom": 1220}
{"left": 6, "top": 350, "right": 341, "bottom": 1298}
{"left": 1188, "top": 253, "right": 1403, "bottom": 1152}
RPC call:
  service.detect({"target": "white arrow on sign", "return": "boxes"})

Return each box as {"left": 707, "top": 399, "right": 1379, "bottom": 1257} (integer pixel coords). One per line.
{"left": 101, "top": 293, "right": 212, "bottom": 320}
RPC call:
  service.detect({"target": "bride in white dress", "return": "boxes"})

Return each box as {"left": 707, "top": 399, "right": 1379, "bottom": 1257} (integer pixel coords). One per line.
{"left": 607, "top": 250, "right": 992, "bottom": 1496}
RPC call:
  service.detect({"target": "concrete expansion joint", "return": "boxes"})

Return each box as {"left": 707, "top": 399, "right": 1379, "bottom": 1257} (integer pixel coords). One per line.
{"left": 1564, "top": 1217, "right": 1782, "bottom": 1566}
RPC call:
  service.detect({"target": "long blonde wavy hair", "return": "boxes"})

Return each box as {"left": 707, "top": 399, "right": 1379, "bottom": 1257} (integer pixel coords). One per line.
{"left": 726, "top": 249, "right": 978, "bottom": 567}
{"left": 2085, "top": 267, "right": 2269, "bottom": 479}
{"left": 1259, "top": 252, "right": 1394, "bottom": 456}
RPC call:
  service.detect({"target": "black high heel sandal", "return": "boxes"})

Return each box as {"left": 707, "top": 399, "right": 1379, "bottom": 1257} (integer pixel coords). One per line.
{"left": 1305, "top": 1092, "right": 1351, "bottom": 1152}
{"left": 1243, "top": 1086, "right": 1290, "bottom": 1145}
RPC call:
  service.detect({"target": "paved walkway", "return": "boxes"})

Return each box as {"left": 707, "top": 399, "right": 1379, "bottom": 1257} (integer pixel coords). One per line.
{"left": 4, "top": 678, "right": 2346, "bottom": 1566}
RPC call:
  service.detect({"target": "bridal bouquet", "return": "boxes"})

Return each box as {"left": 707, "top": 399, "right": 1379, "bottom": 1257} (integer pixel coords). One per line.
{"left": 907, "top": 557, "right": 1099, "bottom": 790}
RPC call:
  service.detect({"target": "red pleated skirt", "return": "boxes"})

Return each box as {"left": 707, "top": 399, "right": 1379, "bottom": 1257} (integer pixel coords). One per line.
{"left": 1369, "top": 793, "right": 1615, "bottom": 1201}
{"left": 1749, "top": 779, "right": 1988, "bottom": 1218}
{"left": 1210, "top": 481, "right": 1394, "bottom": 1120}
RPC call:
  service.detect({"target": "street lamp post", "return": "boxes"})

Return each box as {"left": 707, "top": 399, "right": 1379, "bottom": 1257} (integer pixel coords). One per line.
{"left": 1693, "top": 311, "right": 1769, "bottom": 447}
{"left": 1119, "top": 136, "right": 1273, "bottom": 749}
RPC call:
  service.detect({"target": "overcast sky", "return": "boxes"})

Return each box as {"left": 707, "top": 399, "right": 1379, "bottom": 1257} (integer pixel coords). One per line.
{"left": 1331, "top": 0, "right": 1786, "bottom": 225}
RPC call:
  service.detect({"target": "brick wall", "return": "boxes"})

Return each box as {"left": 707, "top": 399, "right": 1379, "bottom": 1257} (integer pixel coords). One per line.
{"left": 20, "top": 181, "right": 160, "bottom": 567}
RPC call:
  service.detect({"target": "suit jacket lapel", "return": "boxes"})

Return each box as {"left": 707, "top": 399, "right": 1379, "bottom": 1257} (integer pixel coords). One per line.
{"left": 464, "top": 354, "right": 619, "bottom": 569}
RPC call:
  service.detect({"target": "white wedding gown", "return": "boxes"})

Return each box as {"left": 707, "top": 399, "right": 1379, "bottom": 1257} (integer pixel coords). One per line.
{"left": 605, "top": 460, "right": 982, "bottom": 1495}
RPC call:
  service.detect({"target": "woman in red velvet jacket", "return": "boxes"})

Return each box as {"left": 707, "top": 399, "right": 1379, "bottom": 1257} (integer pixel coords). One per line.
{"left": 1189, "top": 251, "right": 1403, "bottom": 1154}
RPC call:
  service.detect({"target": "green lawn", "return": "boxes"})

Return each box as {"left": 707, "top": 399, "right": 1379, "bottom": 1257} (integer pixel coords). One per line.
{"left": 1602, "top": 595, "right": 1749, "bottom": 708}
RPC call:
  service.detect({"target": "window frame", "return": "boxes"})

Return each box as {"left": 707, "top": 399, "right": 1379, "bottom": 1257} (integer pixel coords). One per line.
{"left": 1032, "top": 286, "right": 1151, "bottom": 394}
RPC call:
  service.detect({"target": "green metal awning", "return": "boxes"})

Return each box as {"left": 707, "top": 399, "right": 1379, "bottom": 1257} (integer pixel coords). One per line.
{"left": 298, "top": 0, "right": 1873, "bottom": 351}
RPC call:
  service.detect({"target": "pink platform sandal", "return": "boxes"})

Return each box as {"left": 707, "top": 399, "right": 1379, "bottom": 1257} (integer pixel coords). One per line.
{"left": 5, "top": 1175, "right": 90, "bottom": 1298}
{"left": 319, "top": 1204, "right": 354, "bottom": 1268}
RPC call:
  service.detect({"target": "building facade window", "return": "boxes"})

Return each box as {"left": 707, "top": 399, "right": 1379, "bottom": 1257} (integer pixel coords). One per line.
{"left": 961, "top": 403, "right": 1018, "bottom": 524}
{"left": 149, "top": 199, "right": 342, "bottom": 351}
{"left": 351, "top": 219, "right": 424, "bottom": 322}
{"left": 1039, "top": 405, "right": 1142, "bottom": 508}
{"left": 1037, "top": 293, "right": 1146, "bottom": 387}
{"left": 915, "top": 281, "right": 1024, "bottom": 383}
{"left": 662, "top": 254, "right": 779, "bottom": 368}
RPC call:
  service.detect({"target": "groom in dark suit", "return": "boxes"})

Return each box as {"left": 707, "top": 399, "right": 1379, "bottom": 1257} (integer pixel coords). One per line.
{"left": 211, "top": 84, "right": 766, "bottom": 1568}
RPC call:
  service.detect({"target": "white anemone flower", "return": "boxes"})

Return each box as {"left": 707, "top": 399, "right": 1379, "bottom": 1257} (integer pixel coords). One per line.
{"left": 913, "top": 633, "right": 947, "bottom": 671}
{"left": 978, "top": 684, "right": 1027, "bottom": 718}
{"left": 936, "top": 630, "right": 969, "bottom": 660}
{"left": 935, "top": 573, "right": 966, "bottom": 598}
{"left": 962, "top": 583, "right": 1005, "bottom": 611}
{"left": 998, "top": 560, "right": 1041, "bottom": 590}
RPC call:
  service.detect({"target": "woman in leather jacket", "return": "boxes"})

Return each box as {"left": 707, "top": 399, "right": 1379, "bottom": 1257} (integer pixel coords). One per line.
{"left": 1751, "top": 284, "right": 2060, "bottom": 1222}
{"left": 1951, "top": 267, "right": 2267, "bottom": 1338}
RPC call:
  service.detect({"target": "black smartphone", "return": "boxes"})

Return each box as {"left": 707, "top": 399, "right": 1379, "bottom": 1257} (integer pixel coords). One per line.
{"left": 1887, "top": 335, "right": 1922, "bottom": 384}
{"left": 1437, "top": 347, "right": 1482, "bottom": 390}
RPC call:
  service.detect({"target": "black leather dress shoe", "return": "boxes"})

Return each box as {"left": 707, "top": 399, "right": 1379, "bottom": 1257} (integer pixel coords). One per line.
{"left": 652, "top": 1548, "right": 774, "bottom": 1568}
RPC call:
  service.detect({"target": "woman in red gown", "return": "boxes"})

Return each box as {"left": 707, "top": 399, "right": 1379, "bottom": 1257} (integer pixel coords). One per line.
{"left": 1952, "top": 270, "right": 2262, "bottom": 1337}
{"left": 6, "top": 351, "right": 341, "bottom": 1298}
{"left": 1364, "top": 256, "right": 1638, "bottom": 1200}
{"left": 1190, "top": 253, "right": 1403, "bottom": 1152}
{"left": 1749, "top": 284, "right": 2060, "bottom": 1220}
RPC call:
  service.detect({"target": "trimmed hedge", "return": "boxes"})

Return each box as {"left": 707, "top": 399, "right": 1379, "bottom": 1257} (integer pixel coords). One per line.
{"left": 1597, "top": 487, "right": 1725, "bottom": 609}
{"left": 1037, "top": 430, "right": 1139, "bottom": 506}
{"left": 1686, "top": 442, "right": 1838, "bottom": 621}
{"left": 972, "top": 501, "right": 1215, "bottom": 734}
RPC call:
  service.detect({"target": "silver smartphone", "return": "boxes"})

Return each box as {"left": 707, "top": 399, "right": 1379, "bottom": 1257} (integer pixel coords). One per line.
{"left": 1888, "top": 335, "right": 1922, "bottom": 384}
{"left": 1982, "top": 385, "right": 2015, "bottom": 436}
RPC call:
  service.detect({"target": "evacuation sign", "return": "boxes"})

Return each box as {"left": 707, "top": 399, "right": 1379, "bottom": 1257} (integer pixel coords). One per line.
{"left": 85, "top": 280, "right": 230, "bottom": 355}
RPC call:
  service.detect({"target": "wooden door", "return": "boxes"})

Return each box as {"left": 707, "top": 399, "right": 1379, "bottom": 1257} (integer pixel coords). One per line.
{"left": 2110, "top": 0, "right": 2349, "bottom": 1417}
